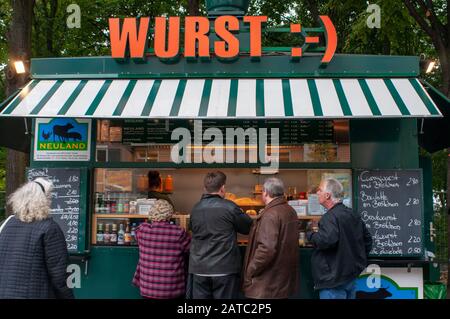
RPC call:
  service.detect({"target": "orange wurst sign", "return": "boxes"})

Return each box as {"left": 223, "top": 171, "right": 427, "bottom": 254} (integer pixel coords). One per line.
{"left": 109, "top": 16, "right": 337, "bottom": 63}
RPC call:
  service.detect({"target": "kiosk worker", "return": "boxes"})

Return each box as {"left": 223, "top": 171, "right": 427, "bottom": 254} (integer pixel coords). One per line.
{"left": 0, "top": 178, "right": 74, "bottom": 299}
{"left": 307, "top": 178, "right": 373, "bottom": 299}
{"left": 147, "top": 170, "right": 174, "bottom": 207}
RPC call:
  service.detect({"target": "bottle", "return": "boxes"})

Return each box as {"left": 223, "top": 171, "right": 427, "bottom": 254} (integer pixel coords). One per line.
{"left": 164, "top": 175, "right": 173, "bottom": 192}
{"left": 117, "top": 223, "right": 125, "bottom": 245}
{"left": 103, "top": 224, "right": 111, "bottom": 245}
{"left": 96, "top": 223, "right": 104, "bottom": 244}
{"left": 131, "top": 223, "right": 137, "bottom": 245}
{"left": 117, "top": 193, "right": 124, "bottom": 214}
{"left": 110, "top": 224, "right": 118, "bottom": 245}
{"left": 124, "top": 193, "right": 130, "bottom": 214}
{"left": 124, "top": 223, "right": 132, "bottom": 245}
{"left": 111, "top": 193, "right": 117, "bottom": 214}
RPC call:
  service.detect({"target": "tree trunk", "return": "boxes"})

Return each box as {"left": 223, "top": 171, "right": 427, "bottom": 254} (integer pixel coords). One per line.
{"left": 5, "top": 0, "right": 35, "bottom": 205}
{"left": 187, "top": 0, "right": 200, "bottom": 16}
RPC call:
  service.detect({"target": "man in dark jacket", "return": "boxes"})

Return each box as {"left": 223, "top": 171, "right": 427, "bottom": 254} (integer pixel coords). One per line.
{"left": 242, "top": 178, "right": 299, "bottom": 299}
{"left": 189, "top": 171, "right": 253, "bottom": 299}
{"left": 307, "top": 178, "right": 373, "bottom": 299}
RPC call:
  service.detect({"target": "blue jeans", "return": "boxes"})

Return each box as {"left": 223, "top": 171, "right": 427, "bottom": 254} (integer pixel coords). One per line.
{"left": 319, "top": 279, "right": 357, "bottom": 299}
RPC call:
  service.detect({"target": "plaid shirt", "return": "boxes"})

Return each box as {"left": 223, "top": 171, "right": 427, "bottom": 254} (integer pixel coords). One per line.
{"left": 132, "top": 221, "right": 191, "bottom": 299}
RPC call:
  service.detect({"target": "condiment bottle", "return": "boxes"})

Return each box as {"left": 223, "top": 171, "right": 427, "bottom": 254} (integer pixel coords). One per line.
{"left": 124, "top": 223, "right": 132, "bottom": 245}
{"left": 103, "top": 224, "right": 111, "bottom": 245}
{"left": 110, "top": 224, "right": 118, "bottom": 245}
{"left": 96, "top": 223, "right": 104, "bottom": 244}
{"left": 117, "top": 224, "right": 125, "bottom": 245}
{"left": 164, "top": 175, "right": 173, "bottom": 192}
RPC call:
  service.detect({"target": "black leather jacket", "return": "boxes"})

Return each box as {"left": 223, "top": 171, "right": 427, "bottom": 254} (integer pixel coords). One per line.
{"left": 307, "top": 203, "right": 373, "bottom": 290}
{"left": 188, "top": 194, "right": 253, "bottom": 275}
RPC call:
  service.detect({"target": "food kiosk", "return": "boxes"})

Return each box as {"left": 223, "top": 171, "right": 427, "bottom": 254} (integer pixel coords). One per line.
{"left": 0, "top": 0, "right": 446, "bottom": 299}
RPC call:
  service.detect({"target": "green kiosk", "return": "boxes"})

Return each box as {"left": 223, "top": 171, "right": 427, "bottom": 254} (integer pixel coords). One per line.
{"left": 0, "top": 0, "right": 448, "bottom": 299}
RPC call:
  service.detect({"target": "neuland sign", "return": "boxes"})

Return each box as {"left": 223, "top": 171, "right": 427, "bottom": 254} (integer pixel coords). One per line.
{"left": 109, "top": 15, "right": 337, "bottom": 63}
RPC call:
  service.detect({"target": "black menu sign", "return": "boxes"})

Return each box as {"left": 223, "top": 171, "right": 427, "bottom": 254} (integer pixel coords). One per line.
{"left": 27, "top": 168, "right": 84, "bottom": 253}
{"left": 356, "top": 169, "right": 423, "bottom": 257}
{"left": 122, "top": 119, "right": 336, "bottom": 145}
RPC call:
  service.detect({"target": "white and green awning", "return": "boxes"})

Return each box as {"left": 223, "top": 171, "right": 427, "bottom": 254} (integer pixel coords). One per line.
{"left": 0, "top": 78, "right": 442, "bottom": 118}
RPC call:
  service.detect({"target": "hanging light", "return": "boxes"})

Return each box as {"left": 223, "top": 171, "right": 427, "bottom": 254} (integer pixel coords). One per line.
{"left": 426, "top": 60, "right": 436, "bottom": 74}
{"left": 14, "top": 60, "right": 26, "bottom": 74}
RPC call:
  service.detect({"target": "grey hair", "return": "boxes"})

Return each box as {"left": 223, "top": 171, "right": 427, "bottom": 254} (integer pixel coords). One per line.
{"left": 263, "top": 177, "right": 285, "bottom": 198}
{"left": 323, "top": 178, "right": 344, "bottom": 203}
{"left": 7, "top": 177, "right": 54, "bottom": 223}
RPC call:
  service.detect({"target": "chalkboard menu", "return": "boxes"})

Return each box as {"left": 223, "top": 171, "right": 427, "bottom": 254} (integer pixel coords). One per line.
{"left": 356, "top": 170, "right": 423, "bottom": 257}
{"left": 27, "top": 168, "right": 87, "bottom": 253}
{"left": 122, "top": 119, "right": 336, "bottom": 145}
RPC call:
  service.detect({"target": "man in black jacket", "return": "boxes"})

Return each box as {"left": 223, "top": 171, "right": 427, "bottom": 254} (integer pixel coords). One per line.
{"left": 189, "top": 171, "right": 253, "bottom": 299}
{"left": 307, "top": 178, "right": 372, "bottom": 299}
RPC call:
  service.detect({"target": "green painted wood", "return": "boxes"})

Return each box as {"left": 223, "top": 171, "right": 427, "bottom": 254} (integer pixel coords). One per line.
{"left": 30, "top": 55, "right": 420, "bottom": 79}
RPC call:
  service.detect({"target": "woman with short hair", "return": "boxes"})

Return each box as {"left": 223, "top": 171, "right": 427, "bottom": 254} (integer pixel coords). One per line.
{"left": 0, "top": 178, "right": 74, "bottom": 299}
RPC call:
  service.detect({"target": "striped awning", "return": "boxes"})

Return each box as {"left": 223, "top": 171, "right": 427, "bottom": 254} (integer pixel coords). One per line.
{"left": 0, "top": 78, "right": 442, "bottom": 118}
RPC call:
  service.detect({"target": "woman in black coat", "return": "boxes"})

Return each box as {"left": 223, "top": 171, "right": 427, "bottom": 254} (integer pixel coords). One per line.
{"left": 0, "top": 177, "right": 74, "bottom": 299}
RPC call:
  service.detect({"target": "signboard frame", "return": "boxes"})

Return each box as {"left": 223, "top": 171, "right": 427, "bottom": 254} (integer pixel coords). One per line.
{"left": 354, "top": 169, "right": 425, "bottom": 258}
{"left": 26, "top": 167, "right": 89, "bottom": 254}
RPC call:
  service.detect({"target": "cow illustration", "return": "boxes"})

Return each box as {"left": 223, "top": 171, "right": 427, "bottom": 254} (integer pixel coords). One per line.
{"left": 356, "top": 287, "right": 392, "bottom": 299}
{"left": 53, "top": 123, "right": 74, "bottom": 142}
{"left": 66, "top": 132, "right": 82, "bottom": 141}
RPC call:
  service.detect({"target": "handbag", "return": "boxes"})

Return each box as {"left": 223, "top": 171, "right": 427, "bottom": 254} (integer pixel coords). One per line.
{"left": 0, "top": 215, "right": 14, "bottom": 235}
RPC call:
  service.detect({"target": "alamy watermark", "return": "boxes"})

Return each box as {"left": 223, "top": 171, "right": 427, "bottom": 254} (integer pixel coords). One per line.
{"left": 366, "top": 4, "right": 381, "bottom": 29}
{"left": 170, "top": 120, "right": 280, "bottom": 170}
{"left": 67, "top": 4, "right": 81, "bottom": 29}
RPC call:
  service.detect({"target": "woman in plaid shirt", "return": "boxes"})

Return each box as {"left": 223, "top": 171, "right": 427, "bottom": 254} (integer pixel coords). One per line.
{"left": 132, "top": 199, "right": 191, "bottom": 299}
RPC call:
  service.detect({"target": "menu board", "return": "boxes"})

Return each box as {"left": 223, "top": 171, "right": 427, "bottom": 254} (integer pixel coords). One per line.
{"left": 122, "top": 119, "right": 336, "bottom": 145}
{"left": 356, "top": 170, "right": 423, "bottom": 257}
{"left": 27, "top": 168, "right": 87, "bottom": 253}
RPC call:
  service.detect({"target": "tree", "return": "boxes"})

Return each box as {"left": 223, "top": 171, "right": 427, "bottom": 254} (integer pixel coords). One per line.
{"left": 4, "top": 0, "right": 35, "bottom": 202}
{"left": 403, "top": 0, "right": 449, "bottom": 97}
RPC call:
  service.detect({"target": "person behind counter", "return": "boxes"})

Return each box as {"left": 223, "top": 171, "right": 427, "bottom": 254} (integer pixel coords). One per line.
{"left": 242, "top": 177, "right": 299, "bottom": 299}
{"left": 147, "top": 170, "right": 174, "bottom": 207}
{"left": 132, "top": 199, "right": 191, "bottom": 299}
{"left": 0, "top": 178, "right": 74, "bottom": 299}
{"left": 307, "top": 178, "right": 373, "bottom": 299}
{"left": 189, "top": 171, "right": 253, "bottom": 299}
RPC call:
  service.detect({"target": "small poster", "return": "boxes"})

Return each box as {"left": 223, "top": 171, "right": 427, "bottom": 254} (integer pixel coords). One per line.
{"left": 356, "top": 267, "right": 423, "bottom": 299}
{"left": 34, "top": 118, "right": 91, "bottom": 161}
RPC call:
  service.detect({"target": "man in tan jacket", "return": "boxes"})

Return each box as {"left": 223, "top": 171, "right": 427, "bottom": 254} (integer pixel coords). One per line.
{"left": 242, "top": 177, "right": 299, "bottom": 299}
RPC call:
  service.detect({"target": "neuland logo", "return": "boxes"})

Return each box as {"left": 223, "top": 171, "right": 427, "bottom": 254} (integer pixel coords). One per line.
{"left": 37, "top": 119, "right": 88, "bottom": 151}
{"left": 170, "top": 120, "right": 280, "bottom": 170}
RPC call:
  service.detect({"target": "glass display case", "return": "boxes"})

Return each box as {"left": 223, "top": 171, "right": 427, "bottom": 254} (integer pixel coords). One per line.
{"left": 92, "top": 168, "right": 352, "bottom": 247}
